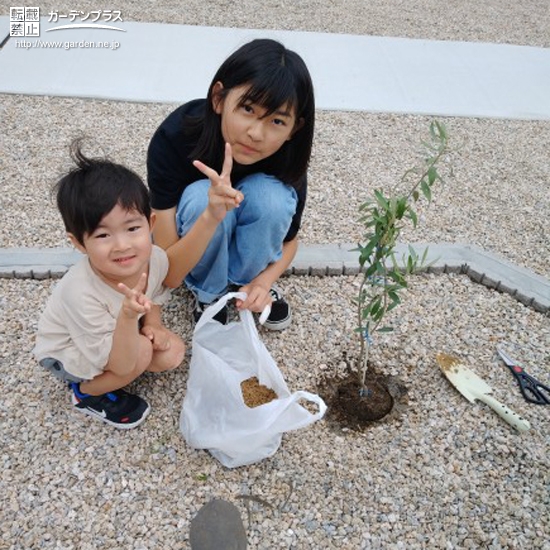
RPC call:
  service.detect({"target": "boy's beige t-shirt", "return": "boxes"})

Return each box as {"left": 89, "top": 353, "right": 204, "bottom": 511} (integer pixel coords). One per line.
{"left": 34, "top": 245, "right": 172, "bottom": 380}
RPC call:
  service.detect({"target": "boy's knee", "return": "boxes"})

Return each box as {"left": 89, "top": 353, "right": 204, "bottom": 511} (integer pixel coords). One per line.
{"left": 168, "top": 344, "right": 185, "bottom": 370}
{"left": 138, "top": 336, "right": 155, "bottom": 371}
{"left": 145, "top": 334, "right": 186, "bottom": 373}
{"left": 167, "top": 338, "right": 186, "bottom": 370}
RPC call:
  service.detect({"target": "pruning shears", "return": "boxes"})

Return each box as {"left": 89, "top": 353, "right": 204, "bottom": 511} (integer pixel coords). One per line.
{"left": 497, "top": 346, "right": 550, "bottom": 405}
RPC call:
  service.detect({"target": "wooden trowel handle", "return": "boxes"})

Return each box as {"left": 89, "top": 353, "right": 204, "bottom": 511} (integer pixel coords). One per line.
{"left": 479, "top": 394, "right": 530, "bottom": 432}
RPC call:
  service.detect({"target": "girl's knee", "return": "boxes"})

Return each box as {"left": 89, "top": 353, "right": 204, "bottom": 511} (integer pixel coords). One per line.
{"left": 176, "top": 179, "right": 211, "bottom": 232}
{"left": 237, "top": 174, "right": 297, "bottom": 220}
{"left": 237, "top": 173, "right": 285, "bottom": 198}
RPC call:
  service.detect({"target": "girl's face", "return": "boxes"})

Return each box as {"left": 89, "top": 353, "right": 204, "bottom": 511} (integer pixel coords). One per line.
{"left": 69, "top": 204, "right": 154, "bottom": 290}
{"left": 213, "top": 83, "right": 302, "bottom": 165}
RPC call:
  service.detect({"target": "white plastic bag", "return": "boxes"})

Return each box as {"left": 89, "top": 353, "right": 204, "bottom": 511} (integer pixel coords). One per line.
{"left": 180, "top": 292, "right": 327, "bottom": 468}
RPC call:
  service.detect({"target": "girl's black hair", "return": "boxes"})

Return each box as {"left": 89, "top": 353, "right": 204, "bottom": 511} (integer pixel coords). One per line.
{"left": 188, "top": 38, "right": 315, "bottom": 187}
{"left": 54, "top": 139, "right": 151, "bottom": 245}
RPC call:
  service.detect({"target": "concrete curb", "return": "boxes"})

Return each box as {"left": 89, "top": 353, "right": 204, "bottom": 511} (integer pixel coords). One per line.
{"left": 2, "top": 18, "right": 550, "bottom": 120}
{"left": 1, "top": 243, "right": 548, "bottom": 313}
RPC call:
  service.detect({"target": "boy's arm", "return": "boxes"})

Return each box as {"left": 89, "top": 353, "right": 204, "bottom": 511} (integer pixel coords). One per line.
{"left": 140, "top": 302, "right": 163, "bottom": 328}
{"left": 105, "top": 274, "right": 151, "bottom": 376}
{"left": 140, "top": 304, "right": 171, "bottom": 351}
{"left": 106, "top": 312, "right": 142, "bottom": 376}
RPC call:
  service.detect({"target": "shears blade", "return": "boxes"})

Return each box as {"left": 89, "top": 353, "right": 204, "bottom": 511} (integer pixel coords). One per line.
{"left": 496, "top": 346, "right": 516, "bottom": 367}
{"left": 496, "top": 345, "right": 550, "bottom": 405}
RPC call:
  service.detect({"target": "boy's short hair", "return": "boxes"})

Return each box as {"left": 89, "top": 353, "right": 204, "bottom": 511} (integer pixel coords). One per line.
{"left": 54, "top": 139, "right": 151, "bottom": 245}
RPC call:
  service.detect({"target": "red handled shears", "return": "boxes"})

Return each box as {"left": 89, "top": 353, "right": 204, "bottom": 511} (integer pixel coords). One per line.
{"left": 497, "top": 347, "right": 550, "bottom": 405}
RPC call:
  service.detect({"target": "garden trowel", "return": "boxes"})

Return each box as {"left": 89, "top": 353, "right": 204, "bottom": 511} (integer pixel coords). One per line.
{"left": 436, "top": 353, "right": 530, "bottom": 432}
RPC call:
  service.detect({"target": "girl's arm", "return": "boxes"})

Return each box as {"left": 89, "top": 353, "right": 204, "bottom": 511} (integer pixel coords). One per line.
{"left": 152, "top": 207, "right": 219, "bottom": 287}
{"left": 237, "top": 236, "right": 299, "bottom": 312}
{"left": 156, "top": 143, "right": 243, "bottom": 288}
{"left": 159, "top": 207, "right": 222, "bottom": 288}
{"left": 152, "top": 207, "right": 179, "bottom": 249}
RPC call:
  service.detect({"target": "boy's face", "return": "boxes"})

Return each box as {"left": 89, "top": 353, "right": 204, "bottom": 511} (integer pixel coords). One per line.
{"left": 69, "top": 204, "right": 154, "bottom": 289}
{"left": 213, "top": 83, "right": 301, "bottom": 166}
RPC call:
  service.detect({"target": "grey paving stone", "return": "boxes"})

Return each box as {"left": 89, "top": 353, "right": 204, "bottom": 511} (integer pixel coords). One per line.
{"left": 343, "top": 264, "right": 361, "bottom": 275}
{"left": 189, "top": 499, "right": 247, "bottom": 550}
{"left": 515, "top": 291, "right": 535, "bottom": 308}
{"left": 481, "top": 275, "right": 499, "bottom": 290}
{"left": 532, "top": 300, "right": 547, "bottom": 313}
{"left": 467, "top": 267, "right": 484, "bottom": 283}
{"left": 310, "top": 265, "right": 328, "bottom": 276}
{"left": 291, "top": 264, "right": 311, "bottom": 276}
{"left": 0, "top": 243, "right": 548, "bottom": 313}
{"left": 498, "top": 283, "right": 517, "bottom": 297}
{"left": 444, "top": 264, "right": 464, "bottom": 275}
{"left": 327, "top": 263, "right": 345, "bottom": 276}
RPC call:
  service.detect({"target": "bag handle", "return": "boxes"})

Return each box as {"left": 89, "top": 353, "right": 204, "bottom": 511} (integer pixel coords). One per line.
{"left": 291, "top": 391, "right": 328, "bottom": 422}
{"left": 194, "top": 291, "right": 248, "bottom": 329}
{"left": 193, "top": 294, "right": 328, "bottom": 427}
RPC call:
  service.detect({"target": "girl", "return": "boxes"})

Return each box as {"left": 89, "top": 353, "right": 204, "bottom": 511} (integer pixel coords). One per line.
{"left": 147, "top": 38, "right": 315, "bottom": 329}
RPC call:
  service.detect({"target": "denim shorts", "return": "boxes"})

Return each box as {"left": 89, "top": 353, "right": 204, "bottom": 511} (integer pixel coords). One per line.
{"left": 39, "top": 357, "right": 85, "bottom": 383}
{"left": 177, "top": 174, "right": 297, "bottom": 303}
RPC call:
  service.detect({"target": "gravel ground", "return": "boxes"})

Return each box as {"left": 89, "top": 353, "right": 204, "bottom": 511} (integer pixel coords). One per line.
{"left": 1, "top": 99, "right": 549, "bottom": 278}
{"left": 1, "top": 1, "right": 549, "bottom": 549}
{"left": 1, "top": 275, "right": 549, "bottom": 549}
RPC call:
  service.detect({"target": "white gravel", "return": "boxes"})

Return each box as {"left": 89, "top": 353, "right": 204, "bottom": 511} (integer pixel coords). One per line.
{"left": 1, "top": 274, "right": 549, "bottom": 549}
{"left": 1, "top": 101, "right": 549, "bottom": 278}
{"left": 1, "top": 1, "right": 549, "bottom": 549}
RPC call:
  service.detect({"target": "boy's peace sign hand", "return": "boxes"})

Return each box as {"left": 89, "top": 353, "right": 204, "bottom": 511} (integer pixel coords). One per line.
{"left": 193, "top": 143, "right": 244, "bottom": 223}
{"left": 117, "top": 273, "right": 152, "bottom": 319}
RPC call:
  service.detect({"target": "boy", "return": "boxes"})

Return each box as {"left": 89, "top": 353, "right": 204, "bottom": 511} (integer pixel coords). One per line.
{"left": 34, "top": 141, "right": 187, "bottom": 429}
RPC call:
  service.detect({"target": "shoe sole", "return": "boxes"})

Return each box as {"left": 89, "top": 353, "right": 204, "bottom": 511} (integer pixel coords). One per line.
{"left": 71, "top": 394, "right": 151, "bottom": 429}
{"left": 262, "top": 311, "right": 292, "bottom": 331}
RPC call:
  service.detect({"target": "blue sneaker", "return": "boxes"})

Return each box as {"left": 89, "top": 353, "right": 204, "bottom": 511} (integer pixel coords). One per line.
{"left": 70, "top": 383, "right": 150, "bottom": 429}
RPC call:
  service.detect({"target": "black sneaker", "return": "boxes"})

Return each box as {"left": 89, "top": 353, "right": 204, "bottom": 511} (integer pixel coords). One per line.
{"left": 263, "top": 286, "right": 292, "bottom": 331}
{"left": 70, "top": 383, "right": 150, "bottom": 429}
{"left": 192, "top": 294, "right": 228, "bottom": 324}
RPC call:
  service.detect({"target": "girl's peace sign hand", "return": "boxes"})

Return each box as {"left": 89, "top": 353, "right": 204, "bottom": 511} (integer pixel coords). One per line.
{"left": 193, "top": 143, "right": 244, "bottom": 223}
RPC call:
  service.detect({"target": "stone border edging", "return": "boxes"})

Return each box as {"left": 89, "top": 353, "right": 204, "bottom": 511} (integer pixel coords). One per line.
{"left": 0, "top": 243, "right": 548, "bottom": 313}
{"left": 290, "top": 243, "right": 549, "bottom": 313}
